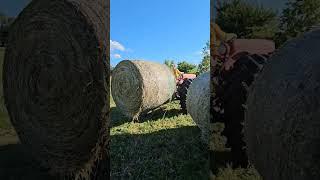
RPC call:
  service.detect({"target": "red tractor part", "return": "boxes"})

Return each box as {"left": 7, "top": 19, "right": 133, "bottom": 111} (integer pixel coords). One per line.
{"left": 175, "top": 73, "right": 197, "bottom": 114}
{"left": 211, "top": 38, "right": 276, "bottom": 168}
{"left": 213, "top": 39, "right": 275, "bottom": 71}
{"left": 176, "top": 73, "right": 197, "bottom": 84}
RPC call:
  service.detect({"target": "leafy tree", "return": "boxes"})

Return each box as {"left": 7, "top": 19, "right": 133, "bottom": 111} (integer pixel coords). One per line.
{"left": 216, "top": 0, "right": 278, "bottom": 39}
{"left": 198, "top": 41, "right": 210, "bottom": 74}
{"left": 188, "top": 67, "right": 198, "bottom": 74}
{"left": 177, "top": 61, "right": 197, "bottom": 73}
{"left": 164, "top": 59, "right": 175, "bottom": 68}
{"left": 276, "top": 0, "right": 320, "bottom": 46}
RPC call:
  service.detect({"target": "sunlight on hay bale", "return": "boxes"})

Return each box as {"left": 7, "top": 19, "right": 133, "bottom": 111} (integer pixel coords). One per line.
{"left": 111, "top": 60, "right": 176, "bottom": 120}
{"left": 187, "top": 72, "right": 210, "bottom": 143}
{"left": 2, "top": 0, "right": 109, "bottom": 178}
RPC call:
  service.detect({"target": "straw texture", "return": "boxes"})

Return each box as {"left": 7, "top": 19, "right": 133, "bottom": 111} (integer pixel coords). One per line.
{"left": 186, "top": 72, "right": 210, "bottom": 143}
{"left": 111, "top": 60, "right": 176, "bottom": 120}
{"left": 3, "top": 0, "right": 110, "bottom": 178}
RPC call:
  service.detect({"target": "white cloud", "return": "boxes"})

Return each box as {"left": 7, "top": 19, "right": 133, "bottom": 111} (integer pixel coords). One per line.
{"left": 110, "top": 40, "right": 125, "bottom": 51}
{"left": 112, "top": 54, "right": 122, "bottom": 59}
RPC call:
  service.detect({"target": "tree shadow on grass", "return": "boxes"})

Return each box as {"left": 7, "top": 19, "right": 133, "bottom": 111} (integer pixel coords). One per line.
{"left": 0, "top": 139, "right": 56, "bottom": 180}
{"left": 110, "top": 126, "right": 208, "bottom": 180}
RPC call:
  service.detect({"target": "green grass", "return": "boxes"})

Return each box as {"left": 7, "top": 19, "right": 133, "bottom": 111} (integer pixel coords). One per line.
{"left": 110, "top": 97, "right": 208, "bottom": 179}
{"left": 111, "top": 94, "right": 262, "bottom": 179}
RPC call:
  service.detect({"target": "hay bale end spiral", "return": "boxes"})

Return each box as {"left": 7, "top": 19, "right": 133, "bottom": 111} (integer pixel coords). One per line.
{"left": 111, "top": 60, "right": 176, "bottom": 120}
{"left": 3, "top": 0, "right": 110, "bottom": 178}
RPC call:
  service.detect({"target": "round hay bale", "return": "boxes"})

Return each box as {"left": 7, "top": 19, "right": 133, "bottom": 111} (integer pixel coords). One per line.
{"left": 111, "top": 60, "right": 176, "bottom": 120}
{"left": 245, "top": 28, "right": 320, "bottom": 180}
{"left": 186, "top": 72, "right": 210, "bottom": 143}
{"left": 3, "top": 0, "right": 110, "bottom": 178}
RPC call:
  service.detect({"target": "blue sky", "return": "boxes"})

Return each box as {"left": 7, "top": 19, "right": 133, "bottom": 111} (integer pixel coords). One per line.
{"left": 1, "top": 0, "right": 288, "bottom": 67}
{"left": 110, "top": 0, "right": 210, "bottom": 67}
{"left": 0, "top": 0, "right": 30, "bottom": 16}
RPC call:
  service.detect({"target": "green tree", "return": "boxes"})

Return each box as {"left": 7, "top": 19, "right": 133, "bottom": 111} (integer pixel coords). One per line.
{"left": 164, "top": 59, "right": 175, "bottom": 68}
{"left": 216, "top": 0, "right": 278, "bottom": 39}
{"left": 198, "top": 41, "right": 210, "bottom": 74}
{"left": 177, "top": 61, "right": 197, "bottom": 73}
{"left": 276, "top": 0, "right": 320, "bottom": 46}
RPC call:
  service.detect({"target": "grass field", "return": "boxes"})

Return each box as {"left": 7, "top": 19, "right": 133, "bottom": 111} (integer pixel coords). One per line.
{"left": 0, "top": 47, "right": 261, "bottom": 179}
{"left": 110, "top": 97, "right": 208, "bottom": 179}
{"left": 110, "top": 96, "right": 261, "bottom": 179}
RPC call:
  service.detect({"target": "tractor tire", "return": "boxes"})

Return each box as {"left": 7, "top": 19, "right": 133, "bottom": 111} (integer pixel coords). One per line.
{"left": 212, "top": 53, "right": 269, "bottom": 168}
{"left": 245, "top": 28, "right": 320, "bottom": 180}
{"left": 177, "top": 79, "right": 193, "bottom": 114}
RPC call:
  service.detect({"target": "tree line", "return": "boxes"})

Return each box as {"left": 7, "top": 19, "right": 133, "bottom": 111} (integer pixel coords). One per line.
{"left": 164, "top": 41, "right": 210, "bottom": 76}
{"left": 216, "top": 0, "right": 320, "bottom": 47}
{"left": 165, "top": 0, "right": 320, "bottom": 75}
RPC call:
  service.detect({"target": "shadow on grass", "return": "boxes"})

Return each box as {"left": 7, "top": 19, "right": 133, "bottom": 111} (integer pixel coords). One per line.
{"left": 110, "top": 126, "right": 208, "bottom": 180}
{"left": 139, "top": 107, "right": 183, "bottom": 122}
{"left": 110, "top": 107, "right": 130, "bottom": 127}
{"left": 111, "top": 106, "right": 184, "bottom": 127}
{"left": 210, "top": 150, "right": 232, "bottom": 175}
{"left": 0, "top": 142, "right": 56, "bottom": 180}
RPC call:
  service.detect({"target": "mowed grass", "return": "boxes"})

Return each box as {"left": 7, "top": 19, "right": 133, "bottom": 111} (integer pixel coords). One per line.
{"left": 110, "top": 97, "right": 209, "bottom": 179}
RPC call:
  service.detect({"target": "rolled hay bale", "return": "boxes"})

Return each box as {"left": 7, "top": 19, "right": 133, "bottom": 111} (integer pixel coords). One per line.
{"left": 245, "top": 28, "right": 320, "bottom": 180}
{"left": 186, "top": 72, "right": 210, "bottom": 143}
{"left": 3, "top": 0, "right": 110, "bottom": 178}
{"left": 111, "top": 60, "right": 176, "bottom": 120}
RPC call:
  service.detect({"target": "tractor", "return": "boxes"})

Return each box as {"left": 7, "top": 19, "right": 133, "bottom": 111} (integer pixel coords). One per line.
{"left": 172, "top": 67, "right": 197, "bottom": 114}
{"left": 210, "top": 22, "right": 276, "bottom": 168}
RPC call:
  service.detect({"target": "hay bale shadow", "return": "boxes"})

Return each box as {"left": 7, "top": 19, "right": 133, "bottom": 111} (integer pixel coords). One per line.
{"left": 111, "top": 105, "right": 184, "bottom": 127}
{"left": 110, "top": 107, "right": 130, "bottom": 127}
{"left": 139, "top": 107, "right": 183, "bottom": 122}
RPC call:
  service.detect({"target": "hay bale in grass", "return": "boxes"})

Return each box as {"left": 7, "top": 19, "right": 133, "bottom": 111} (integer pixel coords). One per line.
{"left": 186, "top": 72, "right": 210, "bottom": 143}
{"left": 111, "top": 60, "right": 176, "bottom": 120}
{"left": 3, "top": 0, "right": 110, "bottom": 178}
{"left": 245, "top": 28, "right": 320, "bottom": 180}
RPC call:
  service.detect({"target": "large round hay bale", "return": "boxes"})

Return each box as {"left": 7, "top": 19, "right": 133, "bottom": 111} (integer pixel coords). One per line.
{"left": 3, "top": 0, "right": 110, "bottom": 178}
{"left": 186, "top": 72, "right": 210, "bottom": 143}
{"left": 111, "top": 60, "right": 176, "bottom": 120}
{"left": 245, "top": 28, "right": 320, "bottom": 180}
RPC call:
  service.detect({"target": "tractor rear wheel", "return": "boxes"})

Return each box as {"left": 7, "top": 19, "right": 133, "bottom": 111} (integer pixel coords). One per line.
{"left": 177, "top": 79, "right": 193, "bottom": 114}
{"left": 212, "top": 53, "right": 269, "bottom": 168}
